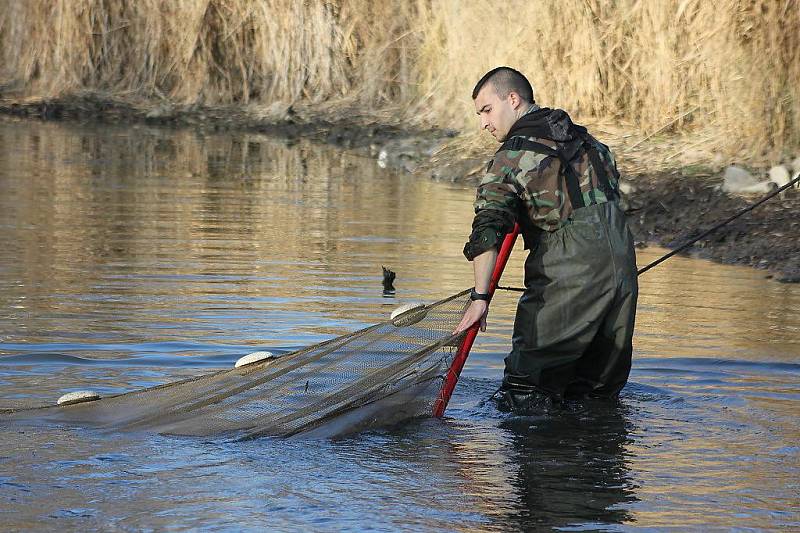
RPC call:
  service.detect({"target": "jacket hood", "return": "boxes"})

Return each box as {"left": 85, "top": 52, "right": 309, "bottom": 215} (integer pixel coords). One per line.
{"left": 504, "top": 107, "right": 588, "bottom": 159}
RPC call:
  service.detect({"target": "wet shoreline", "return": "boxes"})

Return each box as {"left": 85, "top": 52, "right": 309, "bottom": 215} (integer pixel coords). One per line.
{"left": 621, "top": 171, "right": 800, "bottom": 282}
{"left": 0, "top": 93, "right": 441, "bottom": 148}
{"left": 1, "top": 95, "right": 798, "bottom": 281}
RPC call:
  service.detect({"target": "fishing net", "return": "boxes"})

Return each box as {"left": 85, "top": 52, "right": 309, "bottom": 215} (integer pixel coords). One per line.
{"left": 2, "top": 290, "right": 473, "bottom": 439}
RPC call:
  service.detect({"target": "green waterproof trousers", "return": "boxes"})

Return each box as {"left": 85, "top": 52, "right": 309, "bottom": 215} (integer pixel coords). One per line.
{"left": 503, "top": 201, "right": 638, "bottom": 401}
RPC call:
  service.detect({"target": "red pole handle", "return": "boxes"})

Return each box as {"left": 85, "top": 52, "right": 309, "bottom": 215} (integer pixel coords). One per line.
{"left": 432, "top": 223, "right": 520, "bottom": 417}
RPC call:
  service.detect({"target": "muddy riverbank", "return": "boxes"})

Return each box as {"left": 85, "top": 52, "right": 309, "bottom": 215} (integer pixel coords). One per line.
{"left": 622, "top": 171, "right": 800, "bottom": 282}
{"left": 1, "top": 96, "right": 798, "bottom": 281}
{"left": 0, "top": 93, "right": 446, "bottom": 148}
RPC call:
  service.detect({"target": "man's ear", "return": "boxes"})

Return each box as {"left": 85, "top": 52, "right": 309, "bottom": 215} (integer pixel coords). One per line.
{"left": 508, "top": 91, "right": 521, "bottom": 109}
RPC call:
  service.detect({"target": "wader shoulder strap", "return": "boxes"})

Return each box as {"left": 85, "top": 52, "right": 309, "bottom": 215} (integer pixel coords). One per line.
{"left": 500, "top": 136, "right": 585, "bottom": 209}
{"left": 581, "top": 137, "right": 620, "bottom": 201}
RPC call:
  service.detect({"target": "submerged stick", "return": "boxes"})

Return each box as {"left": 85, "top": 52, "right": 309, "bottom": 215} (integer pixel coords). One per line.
{"left": 432, "top": 223, "right": 520, "bottom": 417}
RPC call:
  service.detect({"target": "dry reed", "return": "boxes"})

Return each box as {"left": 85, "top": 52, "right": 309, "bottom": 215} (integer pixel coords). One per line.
{"left": 0, "top": 0, "right": 798, "bottom": 163}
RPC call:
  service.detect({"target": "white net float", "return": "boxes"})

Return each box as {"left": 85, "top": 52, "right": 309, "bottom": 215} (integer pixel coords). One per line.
{"left": 235, "top": 351, "right": 277, "bottom": 368}
{"left": 390, "top": 302, "right": 427, "bottom": 327}
{"left": 57, "top": 390, "right": 101, "bottom": 406}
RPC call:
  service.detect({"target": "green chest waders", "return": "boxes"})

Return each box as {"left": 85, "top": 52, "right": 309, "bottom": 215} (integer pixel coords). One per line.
{"left": 502, "top": 201, "right": 638, "bottom": 405}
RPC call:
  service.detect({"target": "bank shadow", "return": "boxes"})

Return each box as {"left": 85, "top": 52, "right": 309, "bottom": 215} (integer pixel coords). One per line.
{"left": 494, "top": 400, "right": 638, "bottom": 530}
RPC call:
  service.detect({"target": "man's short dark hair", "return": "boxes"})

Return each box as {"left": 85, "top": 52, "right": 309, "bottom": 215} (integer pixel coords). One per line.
{"left": 472, "top": 67, "right": 534, "bottom": 103}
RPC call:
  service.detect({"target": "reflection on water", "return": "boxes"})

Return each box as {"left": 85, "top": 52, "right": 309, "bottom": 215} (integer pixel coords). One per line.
{"left": 0, "top": 118, "right": 798, "bottom": 530}
{"left": 444, "top": 398, "right": 636, "bottom": 531}
{"left": 501, "top": 406, "right": 634, "bottom": 529}
{"left": 0, "top": 120, "right": 470, "bottom": 348}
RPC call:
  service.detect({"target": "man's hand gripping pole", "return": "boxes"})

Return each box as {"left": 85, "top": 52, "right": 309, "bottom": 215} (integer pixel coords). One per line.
{"left": 433, "top": 223, "right": 520, "bottom": 417}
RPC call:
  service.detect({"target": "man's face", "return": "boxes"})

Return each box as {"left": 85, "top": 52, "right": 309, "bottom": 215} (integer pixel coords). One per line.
{"left": 473, "top": 83, "right": 523, "bottom": 142}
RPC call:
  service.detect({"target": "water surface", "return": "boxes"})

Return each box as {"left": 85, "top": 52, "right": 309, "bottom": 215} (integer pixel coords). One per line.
{"left": 0, "top": 118, "right": 798, "bottom": 530}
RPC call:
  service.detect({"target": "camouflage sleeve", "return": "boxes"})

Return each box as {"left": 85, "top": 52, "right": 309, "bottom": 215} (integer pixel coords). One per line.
{"left": 463, "top": 152, "right": 522, "bottom": 261}
{"left": 519, "top": 150, "right": 567, "bottom": 231}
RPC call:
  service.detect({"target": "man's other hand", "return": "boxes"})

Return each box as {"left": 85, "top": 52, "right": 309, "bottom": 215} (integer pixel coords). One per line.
{"left": 454, "top": 300, "right": 489, "bottom": 334}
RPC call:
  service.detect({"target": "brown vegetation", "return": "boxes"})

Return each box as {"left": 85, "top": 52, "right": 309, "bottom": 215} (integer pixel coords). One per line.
{"left": 1, "top": 0, "right": 798, "bottom": 165}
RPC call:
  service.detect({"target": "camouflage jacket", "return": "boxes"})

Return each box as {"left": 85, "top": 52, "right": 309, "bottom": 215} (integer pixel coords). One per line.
{"left": 464, "top": 106, "right": 622, "bottom": 260}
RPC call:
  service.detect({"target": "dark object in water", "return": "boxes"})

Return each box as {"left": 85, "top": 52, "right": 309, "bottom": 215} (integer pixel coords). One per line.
{"left": 382, "top": 266, "right": 396, "bottom": 295}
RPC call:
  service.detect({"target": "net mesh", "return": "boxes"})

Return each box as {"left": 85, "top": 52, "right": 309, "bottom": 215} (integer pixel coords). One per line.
{"left": 3, "top": 290, "right": 472, "bottom": 438}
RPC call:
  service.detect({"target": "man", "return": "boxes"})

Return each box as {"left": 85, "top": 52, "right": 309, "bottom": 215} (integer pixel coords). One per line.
{"left": 455, "top": 67, "right": 638, "bottom": 409}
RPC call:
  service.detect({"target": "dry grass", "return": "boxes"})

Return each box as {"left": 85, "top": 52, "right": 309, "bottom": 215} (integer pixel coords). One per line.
{"left": 0, "top": 0, "right": 798, "bottom": 164}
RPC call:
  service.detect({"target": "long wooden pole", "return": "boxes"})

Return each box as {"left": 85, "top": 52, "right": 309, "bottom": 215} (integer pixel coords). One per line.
{"left": 432, "top": 223, "right": 520, "bottom": 417}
